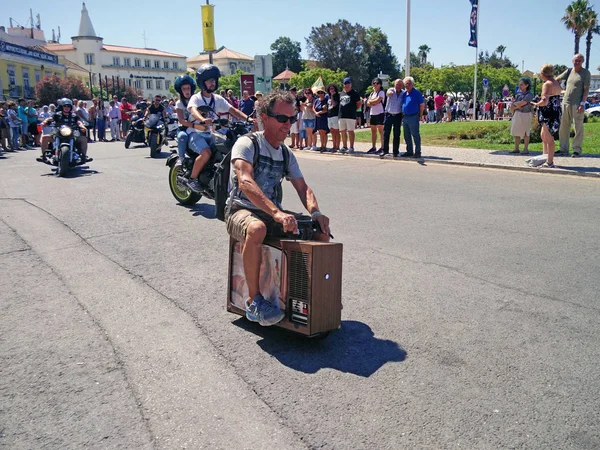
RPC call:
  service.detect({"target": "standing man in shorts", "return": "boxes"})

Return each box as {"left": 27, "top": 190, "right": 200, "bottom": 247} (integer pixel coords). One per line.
{"left": 338, "top": 77, "right": 362, "bottom": 154}
{"left": 226, "top": 90, "right": 331, "bottom": 326}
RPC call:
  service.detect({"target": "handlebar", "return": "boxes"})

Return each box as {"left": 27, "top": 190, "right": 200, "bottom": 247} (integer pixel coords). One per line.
{"left": 295, "top": 218, "right": 334, "bottom": 240}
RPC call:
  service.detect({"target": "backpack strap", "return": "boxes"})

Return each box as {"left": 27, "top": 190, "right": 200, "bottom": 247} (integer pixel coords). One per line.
{"left": 247, "top": 133, "right": 290, "bottom": 176}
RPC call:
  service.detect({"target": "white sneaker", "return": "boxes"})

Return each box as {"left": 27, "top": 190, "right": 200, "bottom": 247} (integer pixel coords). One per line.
{"left": 311, "top": 145, "right": 318, "bottom": 151}
{"left": 348, "top": 147, "right": 355, "bottom": 154}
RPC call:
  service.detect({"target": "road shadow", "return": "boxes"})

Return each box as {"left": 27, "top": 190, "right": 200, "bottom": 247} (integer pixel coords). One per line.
{"left": 232, "top": 318, "right": 407, "bottom": 377}
{"left": 185, "top": 202, "right": 216, "bottom": 219}
{"left": 422, "top": 155, "right": 453, "bottom": 161}
{"left": 490, "top": 150, "right": 542, "bottom": 156}
{"left": 40, "top": 166, "right": 101, "bottom": 178}
{"left": 555, "top": 165, "right": 600, "bottom": 173}
{"left": 145, "top": 151, "right": 171, "bottom": 160}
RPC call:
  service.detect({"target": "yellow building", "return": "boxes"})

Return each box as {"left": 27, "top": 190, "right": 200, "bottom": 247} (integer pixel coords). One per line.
{"left": 61, "top": 57, "right": 89, "bottom": 84}
{"left": 0, "top": 39, "right": 66, "bottom": 101}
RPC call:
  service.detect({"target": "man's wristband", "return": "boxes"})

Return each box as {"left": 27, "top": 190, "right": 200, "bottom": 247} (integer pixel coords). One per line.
{"left": 311, "top": 211, "right": 323, "bottom": 220}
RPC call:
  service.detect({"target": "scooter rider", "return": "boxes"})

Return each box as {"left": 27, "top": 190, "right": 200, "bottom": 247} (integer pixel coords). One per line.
{"left": 39, "top": 98, "right": 90, "bottom": 163}
{"left": 173, "top": 74, "right": 197, "bottom": 166}
{"left": 186, "top": 64, "right": 252, "bottom": 193}
{"left": 144, "top": 95, "right": 168, "bottom": 122}
{"left": 226, "top": 90, "right": 331, "bottom": 326}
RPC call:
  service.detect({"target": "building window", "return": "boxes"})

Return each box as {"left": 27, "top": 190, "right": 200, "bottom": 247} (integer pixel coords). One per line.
{"left": 144, "top": 59, "right": 151, "bottom": 68}
{"left": 85, "top": 53, "right": 94, "bottom": 65}
{"left": 35, "top": 70, "right": 41, "bottom": 83}
{"left": 134, "top": 58, "right": 141, "bottom": 67}
{"left": 154, "top": 60, "right": 160, "bottom": 69}
{"left": 163, "top": 61, "right": 169, "bottom": 69}
{"left": 172, "top": 62, "right": 178, "bottom": 70}
{"left": 22, "top": 68, "right": 30, "bottom": 88}
{"left": 134, "top": 79, "right": 142, "bottom": 89}
{"left": 146, "top": 79, "right": 152, "bottom": 90}
{"left": 45, "top": 71, "right": 51, "bottom": 78}
{"left": 7, "top": 66, "right": 16, "bottom": 86}
{"left": 127, "top": 79, "right": 132, "bottom": 86}
{"left": 113, "top": 56, "right": 120, "bottom": 66}
{"left": 165, "top": 80, "right": 171, "bottom": 90}
{"left": 155, "top": 80, "right": 162, "bottom": 90}
{"left": 124, "top": 58, "right": 131, "bottom": 67}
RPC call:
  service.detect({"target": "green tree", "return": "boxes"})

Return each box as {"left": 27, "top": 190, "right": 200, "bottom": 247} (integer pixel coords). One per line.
{"left": 217, "top": 69, "right": 249, "bottom": 97}
{"left": 495, "top": 45, "right": 507, "bottom": 59}
{"left": 583, "top": 7, "right": 599, "bottom": 69}
{"left": 306, "top": 20, "right": 368, "bottom": 91}
{"left": 553, "top": 64, "right": 569, "bottom": 76}
{"left": 364, "top": 27, "right": 400, "bottom": 81}
{"left": 418, "top": 44, "right": 431, "bottom": 65}
{"left": 35, "top": 75, "right": 91, "bottom": 105}
{"left": 270, "top": 37, "right": 303, "bottom": 76}
{"left": 288, "top": 68, "right": 348, "bottom": 91}
{"left": 562, "top": 0, "right": 591, "bottom": 54}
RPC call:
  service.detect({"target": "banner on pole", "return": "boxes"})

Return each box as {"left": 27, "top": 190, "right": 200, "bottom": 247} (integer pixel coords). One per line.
{"left": 468, "top": 0, "right": 479, "bottom": 48}
{"left": 201, "top": 5, "right": 216, "bottom": 52}
{"left": 240, "top": 74, "right": 255, "bottom": 96}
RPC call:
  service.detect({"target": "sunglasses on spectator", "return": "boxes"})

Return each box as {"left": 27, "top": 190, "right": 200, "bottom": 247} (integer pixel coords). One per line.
{"left": 267, "top": 112, "right": 298, "bottom": 124}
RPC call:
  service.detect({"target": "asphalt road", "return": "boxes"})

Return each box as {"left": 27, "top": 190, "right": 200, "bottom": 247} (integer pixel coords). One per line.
{"left": 1, "top": 142, "right": 599, "bottom": 449}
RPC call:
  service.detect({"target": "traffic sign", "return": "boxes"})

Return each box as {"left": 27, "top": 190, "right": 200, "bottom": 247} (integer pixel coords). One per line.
{"left": 483, "top": 78, "right": 489, "bottom": 87}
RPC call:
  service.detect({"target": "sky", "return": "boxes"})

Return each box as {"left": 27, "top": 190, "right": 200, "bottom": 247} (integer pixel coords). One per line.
{"left": 3, "top": 0, "right": 600, "bottom": 74}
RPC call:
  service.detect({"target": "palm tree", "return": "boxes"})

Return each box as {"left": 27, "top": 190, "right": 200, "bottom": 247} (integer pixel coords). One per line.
{"left": 562, "top": 0, "right": 591, "bottom": 54}
{"left": 583, "top": 7, "right": 599, "bottom": 69}
{"left": 495, "top": 45, "right": 506, "bottom": 59}
{"left": 418, "top": 44, "right": 431, "bottom": 65}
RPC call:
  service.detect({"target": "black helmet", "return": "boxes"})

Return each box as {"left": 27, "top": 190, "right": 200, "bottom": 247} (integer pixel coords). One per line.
{"left": 196, "top": 64, "right": 220, "bottom": 93}
{"left": 174, "top": 74, "right": 197, "bottom": 96}
{"left": 58, "top": 98, "right": 73, "bottom": 108}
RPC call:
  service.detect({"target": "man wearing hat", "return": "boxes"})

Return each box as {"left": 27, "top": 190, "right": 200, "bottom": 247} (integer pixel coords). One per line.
{"left": 338, "top": 77, "right": 362, "bottom": 153}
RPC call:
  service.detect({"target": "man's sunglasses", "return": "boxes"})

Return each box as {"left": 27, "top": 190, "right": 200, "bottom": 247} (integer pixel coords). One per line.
{"left": 267, "top": 112, "right": 298, "bottom": 124}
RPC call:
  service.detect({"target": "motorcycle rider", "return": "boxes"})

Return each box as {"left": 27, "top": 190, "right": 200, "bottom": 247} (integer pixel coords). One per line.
{"left": 144, "top": 95, "right": 168, "bottom": 122}
{"left": 185, "top": 64, "right": 252, "bottom": 193}
{"left": 226, "top": 90, "right": 331, "bottom": 326}
{"left": 173, "top": 74, "right": 197, "bottom": 166}
{"left": 38, "top": 98, "right": 90, "bottom": 163}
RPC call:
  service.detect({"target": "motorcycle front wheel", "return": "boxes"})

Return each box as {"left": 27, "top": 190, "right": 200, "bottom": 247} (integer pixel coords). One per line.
{"left": 168, "top": 165, "right": 202, "bottom": 205}
{"left": 149, "top": 133, "right": 159, "bottom": 158}
{"left": 57, "top": 146, "right": 70, "bottom": 177}
{"left": 125, "top": 133, "right": 133, "bottom": 149}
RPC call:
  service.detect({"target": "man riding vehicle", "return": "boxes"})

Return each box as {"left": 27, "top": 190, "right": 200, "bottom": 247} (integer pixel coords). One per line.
{"left": 185, "top": 64, "right": 252, "bottom": 193}
{"left": 226, "top": 90, "right": 331, "bottom": 326}
{"left": 38, "top": 98, "right": 90, "bottom": 163}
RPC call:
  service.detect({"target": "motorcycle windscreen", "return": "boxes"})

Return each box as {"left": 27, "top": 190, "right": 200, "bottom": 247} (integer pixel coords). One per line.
{"left": 230, "top": 241, "right": 285, "bottom": 312}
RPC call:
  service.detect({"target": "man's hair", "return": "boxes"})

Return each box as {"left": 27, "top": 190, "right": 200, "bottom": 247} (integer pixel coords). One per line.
{"left": 403, "top": 76, "right": 415, "bottom": 84}
{"left": 573, "top": 53, "right": 585, "bottom": 62}
{"left": 256, "top": 90, "right": 296, "bottom": 117}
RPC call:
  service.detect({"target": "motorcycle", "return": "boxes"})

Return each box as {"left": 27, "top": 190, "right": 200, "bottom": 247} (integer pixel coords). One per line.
{"left": 124, "top": 116, "right": 146, "bottom": 149}
{"left": 165, "top": 108, "right": 253, "bottom": 205}
{"left": 37, "top": 122, "right": 90, "bottom": 177}
{"left": 145, "top": 114, "right": 167, "bottom": 158}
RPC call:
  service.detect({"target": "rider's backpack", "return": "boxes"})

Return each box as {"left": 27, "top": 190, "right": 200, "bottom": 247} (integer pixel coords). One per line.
{"left": 213, "top": 133, "right": 290, "bottom": 221}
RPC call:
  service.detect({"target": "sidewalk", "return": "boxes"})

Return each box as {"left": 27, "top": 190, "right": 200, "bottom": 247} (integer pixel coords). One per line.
{"left": 285, "top": 138, "right": 600, "bottom": 178}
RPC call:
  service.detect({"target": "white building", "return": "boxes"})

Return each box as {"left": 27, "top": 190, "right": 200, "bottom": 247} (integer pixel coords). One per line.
{"left": 44, "top": 3, "right": 186, "bottom": 98}
{"left": 187, "top": 46, "right": 254, "bottom": 76}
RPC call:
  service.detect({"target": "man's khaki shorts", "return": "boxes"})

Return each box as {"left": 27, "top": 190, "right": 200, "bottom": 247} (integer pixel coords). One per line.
{"left": 226, "top": 207, "right": 311, "bottom": 243}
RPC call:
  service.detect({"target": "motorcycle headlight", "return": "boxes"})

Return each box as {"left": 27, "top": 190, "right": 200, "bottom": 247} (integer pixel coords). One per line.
{"left": 60, "top": 126, "right": 73, "bottom": 137}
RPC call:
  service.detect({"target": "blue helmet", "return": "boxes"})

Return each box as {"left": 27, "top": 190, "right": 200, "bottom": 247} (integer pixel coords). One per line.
{"left": 196, "top": 64, "right": 220, "bottom": 93}
{"left": 174, "top": 74, "right": 197, "bottom": 96}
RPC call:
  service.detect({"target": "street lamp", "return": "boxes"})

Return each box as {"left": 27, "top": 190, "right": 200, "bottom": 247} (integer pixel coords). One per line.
{"left": 405, "top": 0, "right": 411, "bottom": 77}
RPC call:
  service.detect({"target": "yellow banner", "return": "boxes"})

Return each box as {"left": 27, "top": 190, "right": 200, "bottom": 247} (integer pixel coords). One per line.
{"left": 201, "top": 5, "right": 216, "bottom": 52}
{"left": 311, "top": 76, "right": 325, "bottom": 94}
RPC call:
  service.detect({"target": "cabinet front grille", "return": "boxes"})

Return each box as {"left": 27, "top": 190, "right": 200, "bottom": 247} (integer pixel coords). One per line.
{"left": 289, "top": 251, "right": 309, "bottom": 301}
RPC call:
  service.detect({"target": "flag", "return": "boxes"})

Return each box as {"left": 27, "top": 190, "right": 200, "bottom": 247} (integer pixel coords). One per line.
{"left": 468, "top": 0, "right": 479, "bottom": 48}
{"left": 311, "top": 76, "right": 325, "bottom": 94}
{"left": 201, "top": 5, "right": 216, "bottom": 52}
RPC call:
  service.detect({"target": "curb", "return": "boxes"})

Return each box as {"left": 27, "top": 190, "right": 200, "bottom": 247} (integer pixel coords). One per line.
{"left": 291, "top": 149, "right": 600, "bottom": 179}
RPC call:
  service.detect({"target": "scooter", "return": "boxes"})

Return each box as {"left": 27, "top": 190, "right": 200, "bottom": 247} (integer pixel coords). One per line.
{"left": 124, "top": 116, "right": 146, "bottom": 149}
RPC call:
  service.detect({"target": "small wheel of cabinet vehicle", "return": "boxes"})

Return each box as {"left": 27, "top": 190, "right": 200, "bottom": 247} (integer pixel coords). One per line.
{"left": 168, "top": 164, "right": 202, "bottom": 205}
{"left": 57, "top": 146, "right": 70, "bottom": 177}
{"left": 149, "top": 134, "right": 158, "bottom": 158}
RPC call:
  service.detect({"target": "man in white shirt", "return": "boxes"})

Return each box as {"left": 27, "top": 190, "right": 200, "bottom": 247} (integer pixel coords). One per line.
{"left": 186, "top": 64, "right": 251, "bottom": 193}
